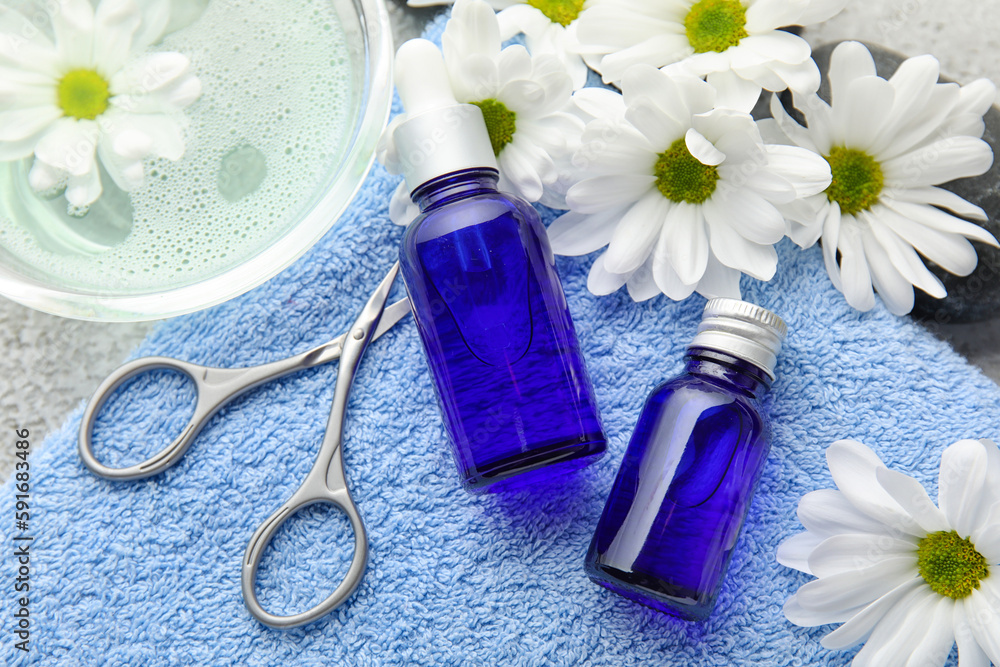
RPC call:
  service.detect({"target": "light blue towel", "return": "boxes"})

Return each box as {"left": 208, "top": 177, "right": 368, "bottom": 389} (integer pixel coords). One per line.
{"left": 4, "top": 14, "right": 999, "bottom": 666}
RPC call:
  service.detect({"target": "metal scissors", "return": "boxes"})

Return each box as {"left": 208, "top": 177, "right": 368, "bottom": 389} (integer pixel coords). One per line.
{"left": 78, "top": 263, "right": 408, "bottom": 629}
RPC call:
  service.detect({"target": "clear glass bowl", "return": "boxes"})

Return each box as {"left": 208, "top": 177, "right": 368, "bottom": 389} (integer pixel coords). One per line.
{"left": 0, "top": 0, "right": 393, "bottom": 321}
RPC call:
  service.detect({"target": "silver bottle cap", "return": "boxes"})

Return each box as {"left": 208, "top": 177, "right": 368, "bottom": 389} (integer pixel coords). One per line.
{"left": 688, "top": 298, "right": 787, "bottom": 380}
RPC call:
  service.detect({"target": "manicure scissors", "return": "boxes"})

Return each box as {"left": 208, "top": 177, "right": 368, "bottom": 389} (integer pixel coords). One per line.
{"left": 78, "top": 263, "right": 409, "bottom": 629}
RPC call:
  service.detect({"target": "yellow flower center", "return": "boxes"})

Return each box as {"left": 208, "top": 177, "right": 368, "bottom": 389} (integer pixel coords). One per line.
{"left": 527, "top": 0, "right": 585, "bottom": 27}
{"left": 472, "top": 99, "right": 517, "bottom": 156}
{"left": 825, "top": 146, "right": 884, "bottom": 216}
{"left": 684, "top": 0, "right": 749, "bottom": 54}
{"left": 916, "top": 530, "right": 990, "bottom": 599}
{"left": 654, "top": 137, "right": 720, "bottom": 204}
{"left": 57, "top": 69, "right": 111, "bottom": 120}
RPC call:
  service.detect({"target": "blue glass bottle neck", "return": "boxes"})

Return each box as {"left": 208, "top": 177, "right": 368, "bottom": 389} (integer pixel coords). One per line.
{"left": 684, "top": 348, "right": 772, "bottom": 398}
{"left": 411, "top": 168, "right": 501, "bottom": 213}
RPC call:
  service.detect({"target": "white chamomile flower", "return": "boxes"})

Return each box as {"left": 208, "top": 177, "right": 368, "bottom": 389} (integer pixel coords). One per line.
{"left": 548, "top": 65, "right": 831, "bottom": 302}
{"left": 574, "top": 0, "right": 848, "bottom": 111}
{"left": 764, "top": 41, "right": 999, "bottom": 316}
{"left": 0, "top": 0, "right": 202, "bottom": 211}
{"left": 404, "top": 0, "right": 594, "bottom": 90}
{"left": 778, "top": 438, "right": 1000, "bottom": 666}
{"left": 382, "top": 0, "right": 582, "bottom": 225}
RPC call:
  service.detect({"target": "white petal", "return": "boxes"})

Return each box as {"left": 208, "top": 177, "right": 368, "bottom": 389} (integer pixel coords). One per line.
{"left": 28, "top": 159, "right": 65, "bottom": 192}
{"left": 566, "top": 175, "right": 656, "bottom": 213}
{"left": 587, "top": 253, "right": 629, "bottom": 296}
{"left": 902, "top": 597, "right": 957, "bottom": 667}
{"left": 93, "top": 0, "right": 142, "bottom": 73}
{"left": 808, "top": 534, "right": 918, "bottom": 579}
{"left": 694, "top": 253, "right": 742, "bottom": 299}
{"left": 965, "top": 588, "right": 1000, "bottom": 665}
{"left": 705, "top": 216, "right": 777, "bottom": 280}
{"left": 831, "top": 75, "right": 894, "bottom": 151}
{"left": 837, "top": 220, "right": 877, "bottom": 312}
{"left": 0, "top": 106, "right": 62, "bottom": 142}
{"left": 971, "top": 502, "right": 1000, "bottom": 563}
{"left": 822, "top": 201, "right": 844, "bottom": 291}
{"left": 496, "top": 41, "right": 533, "bottom": 83}
{"left": 738, "top": 31, "right": 812, "bottom": 65}
{"left": 781, "top": 196, "right": 827, "bottom": 248}
{"left": 954, "top": 603, "right": 992, "bottom": 667}
{"left": 875, "top": 467, "right": 950, "bottom": 534}
{"left": 885, "top": 186, "right": 987, "bottom": 222}
{"left": 854, "top": 587, "right": 947, "bottom": 666}
{"left": 980, "top": 440, "right": 1000, "bottom": 509}
{"left": 768, "top": 92, "right": 820, "bottom": 153}
{"left": 0, "top": 6, "right": 57, "bottom": 70}
{"left": 866, "top": 216, "right": 958, "bottom": 299}
{"left": 496, "top": 5, "right": 552, "bottom": 42}
{"left": 783, "top": 593, "right": 858, "bottom": 628}
{"left": 132, "top": 0, "right": 172, "bottom": 52}
{"left": 867, "top": 55, "right": 940, "bottom": 157}
{"left": 604, "top": 190, "right": 669, "bottom": 274}
{"left": 498, "top": 143, "right": 545, "bottom": 202}
{"left": 112, "top": 112, "right": 186, "bottom": 161}
{"left": 939, "top": 439, "right": 989, "bottom": 538}
{"left": 707, "top": 70, "right": 762, "bottom": 113}
{"left": 598, "top": 35, "right": 694, "bottom": 84}
{"left": 881, "top": 199, "right": 998, "bottom": 248}
{"left": 861, "top": 225, "right": 915, "bottom": 315}
{"left": 761, "top": 144, "right": 832, "bottom": 198}
{"left": 875, "top": 85, "right": 961, "bottom": 161}
{"left": 882, "top": 137, "right": 994, "bottom": 189}
{"left": 96, "top": 140, "right": 143, "bottom": 191}
{"left": 877, "top": 203, "right": 981, "bottom": 276}
{"left": 685, "top": 128, "right": 726, "bottom": 166}
{"left": 443, "top": 0, "right": 501, "bottom": 63}
{"left": 572, "top": 87, "right": 627, "bottom": 123}
{"left": 65, "top": 165, "right": 103, "bottom": 207}
{"left": 388, "top": 181, "right": 418, "bottom": 227}
{"left": 658, "top": 201, "right": 709, "bottom": 284}
{"left": 776, "top": 531, "right": 825, "bottom": 574}
{"left": 625, "top": 99, "right": 686, "bottom": 153}
{"left": 796, "top": 0, "right": 850, "bottom": 25}
{"left": 33, "top": 118, "right": 99, "bottom": 176}
{"left": 626, "top": 255, "right": 662, "bottom": 302}
{"left": 705, "top": 187, "right": 785, "bottom": 245}
{"left": 820, "top": 577, "right": 924, "bottom": 650}
{"left": 762, "top": 59, "right": 821, "bottom": 96}
{"left": 51, "top": 0, "right": 96, "bottom": 67}
{"left": 828, "top": 42, "right": 877, "bottom": 108}
{"left": 744, "top": 0, "right": 806, "bottom": 31}
{"left": 795, "top": 558, "right": 917, "bottom": 613}
{"left": 110, "top": 53, "right": 202, "bottom": 112}
{"left": 826, "top": 440, "right": 923, "bottom": 535}
{"left": 547, "top": 208, "right": 622, "bottom": 256}
{"left": 651, "top": 248, "right": 697, "bottom": 301}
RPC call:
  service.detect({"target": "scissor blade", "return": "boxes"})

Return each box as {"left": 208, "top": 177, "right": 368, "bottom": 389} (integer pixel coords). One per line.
{"left": 371, "top": 297, "right": 411, "bottom": 342}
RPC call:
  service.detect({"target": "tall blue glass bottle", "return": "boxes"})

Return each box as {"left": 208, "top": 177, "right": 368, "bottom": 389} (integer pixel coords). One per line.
{"left": 585, "top": 299, "right": 786, "bottom": 620}
{"left": 388, "top": 40, "right": 606, "bottom": 492}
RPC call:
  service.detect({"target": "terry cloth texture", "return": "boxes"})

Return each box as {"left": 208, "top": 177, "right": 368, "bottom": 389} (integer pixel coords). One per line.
{"left": 4, "top": 14, "right": 999, "bottom": 667}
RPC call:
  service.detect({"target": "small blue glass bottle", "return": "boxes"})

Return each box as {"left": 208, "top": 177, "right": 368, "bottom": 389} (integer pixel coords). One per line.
{"left": 388, "top": 40, "right": 606, "bottom": 492}
{"left": 585, "top": 299, "right": 787, "bottom": 620}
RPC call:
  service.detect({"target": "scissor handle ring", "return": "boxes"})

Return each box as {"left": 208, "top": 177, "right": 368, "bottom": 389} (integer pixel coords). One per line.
{"left": 78, "top": 357, "right": 211, "bottom": 481}
{"left": 241, "top": 490, "right": 369, "bottom": 629}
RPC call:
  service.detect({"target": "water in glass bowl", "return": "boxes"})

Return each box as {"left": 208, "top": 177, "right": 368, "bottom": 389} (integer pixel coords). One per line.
{"left": 0, "top": 0, "right": 358, "bottom": 296}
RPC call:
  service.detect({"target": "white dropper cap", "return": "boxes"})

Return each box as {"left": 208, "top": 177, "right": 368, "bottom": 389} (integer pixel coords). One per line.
{"left": 391, "top": 39, "right": 498, "bottom": 194}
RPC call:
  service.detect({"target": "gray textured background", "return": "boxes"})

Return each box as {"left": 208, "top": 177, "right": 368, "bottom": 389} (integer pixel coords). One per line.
{"left": 0, "top": 0, "right": 998, "bottom": 482}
